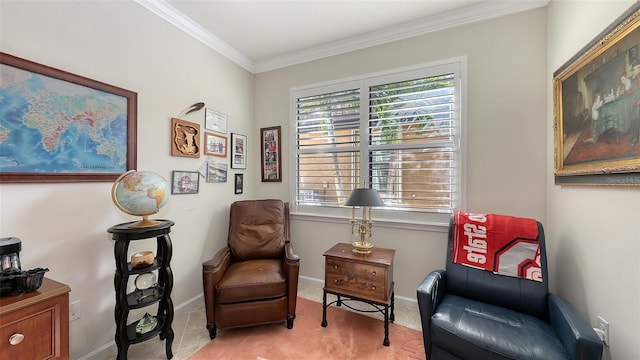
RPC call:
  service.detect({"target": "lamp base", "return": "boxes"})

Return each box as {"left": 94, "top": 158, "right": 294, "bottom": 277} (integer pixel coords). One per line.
{"left": 352, "top": 241, "right": 373, "bottom": 255}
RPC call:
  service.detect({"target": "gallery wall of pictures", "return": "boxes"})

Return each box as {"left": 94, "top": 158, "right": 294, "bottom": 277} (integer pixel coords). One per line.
{"left": 170, "top": 107, "right": 244, "bottom": 192}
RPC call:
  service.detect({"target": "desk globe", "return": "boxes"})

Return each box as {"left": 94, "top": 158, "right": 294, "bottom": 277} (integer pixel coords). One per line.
{"left": 111, "top": 170, "right": 171, "bottom": 228}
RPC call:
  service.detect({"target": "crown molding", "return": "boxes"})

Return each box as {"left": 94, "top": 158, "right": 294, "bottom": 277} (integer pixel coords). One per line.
{"left": 134, "top": 0, "right": 255, "bottom": 72}
{"left": 136, "top": 0, "right": 549, "bottom": 75}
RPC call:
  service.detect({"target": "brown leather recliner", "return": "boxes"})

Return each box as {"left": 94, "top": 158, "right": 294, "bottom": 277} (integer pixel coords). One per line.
{"left": 202, "top": 199, "right": 300, "bottom": 339}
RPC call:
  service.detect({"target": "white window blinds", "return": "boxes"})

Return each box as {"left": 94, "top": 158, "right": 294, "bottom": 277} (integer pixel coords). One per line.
{"left": 293, "top": 60, "right": 462, "bottom": 217}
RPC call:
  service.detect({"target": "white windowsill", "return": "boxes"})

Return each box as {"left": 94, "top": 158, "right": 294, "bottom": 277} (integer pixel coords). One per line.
{"left": 291, "top": 212, "right": 449, "bottom": 232}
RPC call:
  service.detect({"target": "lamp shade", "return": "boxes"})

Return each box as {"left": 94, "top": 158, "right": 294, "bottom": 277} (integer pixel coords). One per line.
{"left": 345, "top": 188, "right": 384, "bottom": 207}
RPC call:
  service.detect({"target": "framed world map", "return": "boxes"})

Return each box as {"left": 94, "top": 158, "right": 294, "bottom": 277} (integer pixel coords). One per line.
{"left": 0, "top": 52, "right": 137, "bottom": 183}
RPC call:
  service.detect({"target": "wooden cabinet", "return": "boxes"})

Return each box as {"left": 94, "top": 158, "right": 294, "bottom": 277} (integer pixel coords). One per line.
{"left": 0, "top": 278, "right": 70, "bottom": 360}
{"left": 322, "top": 243, "right": 395, "bottom": 346}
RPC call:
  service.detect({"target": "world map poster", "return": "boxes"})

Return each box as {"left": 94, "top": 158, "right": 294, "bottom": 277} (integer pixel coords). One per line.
{"left": 0, "top": 53, "right": 136, "bottom": 183}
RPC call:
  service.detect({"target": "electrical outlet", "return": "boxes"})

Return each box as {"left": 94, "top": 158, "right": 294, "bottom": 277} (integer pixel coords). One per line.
{"left": 70, "top": 300, "right": 81, "bottom": 322}
{"left": 597, "top": 315, "right": 609, "bottom": 345}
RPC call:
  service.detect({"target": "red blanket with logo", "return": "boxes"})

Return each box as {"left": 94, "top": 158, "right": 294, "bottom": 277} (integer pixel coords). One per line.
{"left": 451, "top": 212, "right": 542, "bottom": 282}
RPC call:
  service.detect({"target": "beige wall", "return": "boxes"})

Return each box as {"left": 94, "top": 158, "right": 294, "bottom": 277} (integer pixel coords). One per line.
{"left": 546, "top": 1, "right": 640, "bottom": 359}
{"left": 3, "top": 0, "right": 638, "bottom": 359}
{"left": 1, "top": 1, "right": 254, "bottom": 358}
{"left": 254, "top": 8, "right": 547, "bottom": 301}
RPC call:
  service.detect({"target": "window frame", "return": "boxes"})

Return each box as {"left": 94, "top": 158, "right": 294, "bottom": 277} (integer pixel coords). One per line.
{"left": 289, "top": 57, "right": 467, "bottom": 229}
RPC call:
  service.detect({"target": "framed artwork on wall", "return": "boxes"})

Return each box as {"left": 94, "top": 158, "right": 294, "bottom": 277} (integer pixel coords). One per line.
{"left": 235, "top": 173, "right": 243, "bottom": 194}
{"left": 205, "top": 108, "right": 227, "bottom": 134}
{"left": 553, "top": 3, "right": 640, "bottom": 185}
{"left": 171, "top": 170, "right": 199, "bottom": 194}
{"left": 260, "top": 126, "right": 282, "bottom": 182}
{"left": 0, "top": 52, "right": 137, "bottom": 183}
{"left": 171, "top": 117, "right": 200, "bottom": 158}
{"left": 207, "top": 160, "right": 228, "bottom": 183}
{"left": 204, "top": 132, "right": 227, "bottom": 157}
{"left": 230, "top": 133, "right": 247, "bottom": 169}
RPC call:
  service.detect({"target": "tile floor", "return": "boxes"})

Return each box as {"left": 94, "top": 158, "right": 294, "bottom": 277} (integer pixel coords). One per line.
{"left": 107, "top": 281, "right": 422, "bottom": 360}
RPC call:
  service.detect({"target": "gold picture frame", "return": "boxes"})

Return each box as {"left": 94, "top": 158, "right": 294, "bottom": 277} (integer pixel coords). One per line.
{"left": 553, "top": 3, "right": 640, "bottom": 185}
{"left": 204, "top": 132, "right": 227, "bottom": 157}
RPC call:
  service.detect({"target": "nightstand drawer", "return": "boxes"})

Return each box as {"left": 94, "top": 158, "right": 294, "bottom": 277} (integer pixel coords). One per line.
{"left": 326, "top": 258, "right": 386, "bottom": 283}
{"left": 325, "top": 271, "right": 386, "bottom": 300}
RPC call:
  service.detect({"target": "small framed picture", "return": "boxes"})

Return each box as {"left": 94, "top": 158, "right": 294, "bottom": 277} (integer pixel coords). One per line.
{"left": 205, "top": 108, "right": 227, "bottom": 134}
{"left": 260, "top": 126, "right": 282, "bottom": 182}
{"left": 207, "top": 161, "right": 228, "bottom": 183}
{"left": 235, "top": 173, "right": 243, "bottom": 194}
{"left": 231, "top": 133, "right": 247, "bottom": 169}
{"left": 204, "top": 132, "right": 227, "bottom": 157}
{"left": 171, "top": 171, "right": 199, "bottom": 194}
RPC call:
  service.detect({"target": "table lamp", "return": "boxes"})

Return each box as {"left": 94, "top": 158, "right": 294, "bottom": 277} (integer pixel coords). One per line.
{"left": 346, "top": 188, "right": 384, "bottom": 255}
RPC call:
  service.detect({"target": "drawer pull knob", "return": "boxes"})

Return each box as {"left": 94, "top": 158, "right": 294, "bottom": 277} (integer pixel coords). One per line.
{"left": 334, "top": 265, "right": 338, "bottom": 269}
{"left": 9, "top": 333, "right": 24, "bottom": 345}
{"left": 372, "top": 271, "right": 377, "bottom": 276}
{"left": 371, "top": 286, "right": 376, "bottom": 290}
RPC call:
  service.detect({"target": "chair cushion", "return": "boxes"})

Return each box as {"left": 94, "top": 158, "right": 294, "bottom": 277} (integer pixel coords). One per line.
{"left": 229, "top": 199, "right": 285, "bottom": 261}
{"left": 431, "top": 295, "right": 569, "bottom": 360}
{"left": 215, "top": 259, "right": 286, "bottom": 303}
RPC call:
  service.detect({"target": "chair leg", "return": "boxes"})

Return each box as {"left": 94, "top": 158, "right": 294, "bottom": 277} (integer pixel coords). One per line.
{"left": 286, "top": 314, "right": 296, "bottom": 329}
{"left": 207, "top": 324, "right": 217, "bottom": 339}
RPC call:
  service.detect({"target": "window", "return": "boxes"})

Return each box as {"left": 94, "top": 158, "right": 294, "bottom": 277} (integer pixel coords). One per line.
{"left": 291, "top": 59, "right": 464, "bottom": 225}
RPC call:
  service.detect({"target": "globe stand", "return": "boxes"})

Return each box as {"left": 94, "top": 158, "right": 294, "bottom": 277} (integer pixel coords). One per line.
{"left": 128, "top": 215, "right": 162, "bottom": 228}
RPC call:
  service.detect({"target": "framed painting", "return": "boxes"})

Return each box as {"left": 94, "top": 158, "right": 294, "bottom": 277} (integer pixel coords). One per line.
{"left": 260, "top": 126, "right": 282, "bottom": 182}
{"left": 204, "top": 132, "right": 227, "bottom": 157}
{"left": 230, "top": 133, "right": 247, "bottom": 169}
{"left": 171, "top": 117, "right": 200, "bottom": 158}
{"left": 553, "top": 3, "right": 640, "bottom": 185}
{"left": 171, "top": 170, "right": 199, "bottom": 194}
{"left": 0, "top": 52, "right": 137, "bottom": 183}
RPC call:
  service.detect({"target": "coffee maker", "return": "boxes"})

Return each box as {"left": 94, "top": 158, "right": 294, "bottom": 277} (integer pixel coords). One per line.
{"left": 0, "top": 237, "right": 21, "bottom": 273}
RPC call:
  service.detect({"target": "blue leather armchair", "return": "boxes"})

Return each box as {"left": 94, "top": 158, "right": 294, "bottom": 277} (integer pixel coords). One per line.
{"left": 417, "top": 218, "right": 603, "bottom": 360}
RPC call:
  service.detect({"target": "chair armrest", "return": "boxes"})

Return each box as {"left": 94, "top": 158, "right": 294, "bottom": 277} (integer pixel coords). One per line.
{"left": 417, "top": 269, "right": 446, "bottom": 359}
{"left": 203, "top": 247, "right": 231, "bottom": 275}
{"left": 284, "top": 240, "right": 300, "bottom": 316}
{"left": 202, "top": 247, "right": 231, "bottom": 327}
{"left": 284, "top": 240, "right": 300, "bottom": 266}
{"left": 548, "top": 294, "right": 603, "bottom": 360}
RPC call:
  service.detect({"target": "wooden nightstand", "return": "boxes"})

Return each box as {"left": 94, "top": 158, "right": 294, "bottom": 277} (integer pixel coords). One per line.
{"left": 322, "top": 242, "right": 395, "bottom": 346}
{"left": 0, "top": 277, "right": 70, "bottom": 360}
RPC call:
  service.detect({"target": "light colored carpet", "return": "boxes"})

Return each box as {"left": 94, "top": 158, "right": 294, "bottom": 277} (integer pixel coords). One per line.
{"left": 189, "top": 297, "right": 426, "bottom": 360}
